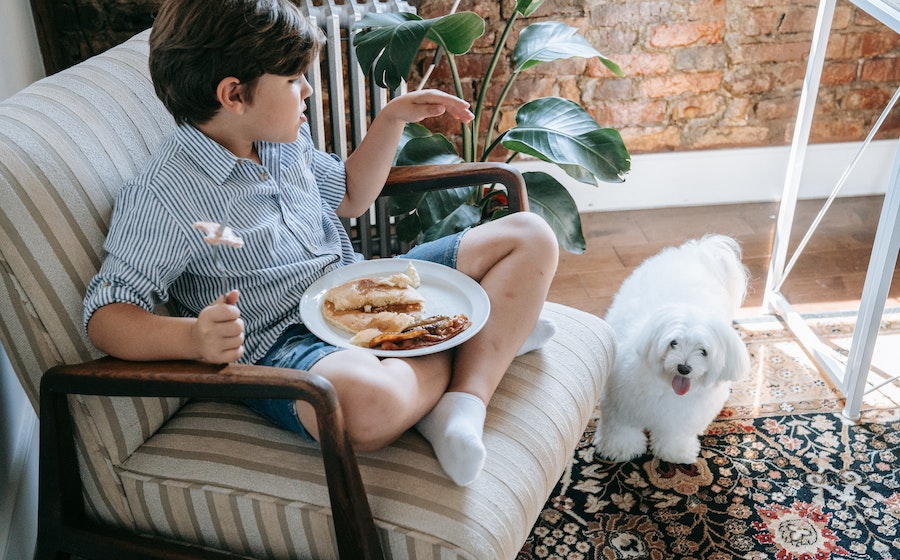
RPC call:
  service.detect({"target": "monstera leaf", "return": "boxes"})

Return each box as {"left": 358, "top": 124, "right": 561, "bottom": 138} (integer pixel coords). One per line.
{"left": 354, "top": 12, "right": 485, "bottom": 90}
{"left": 522, "top": 171, "right": 586, "bottom": 253}
{"left": 502, "top": 97, "right": 631, "bottom": 185}
{"left": 514, "top": 21, "right": 623, "bottom": 76}
{"left": 352, "top": 4, "right": 632, "bottom": 254}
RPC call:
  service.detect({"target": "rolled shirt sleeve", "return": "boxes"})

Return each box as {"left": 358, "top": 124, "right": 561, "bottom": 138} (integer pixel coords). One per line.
{"left": 83, "top": 185, "right": 193, "bottom": 329}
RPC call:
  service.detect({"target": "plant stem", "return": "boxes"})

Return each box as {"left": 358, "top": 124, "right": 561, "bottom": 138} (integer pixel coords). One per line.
{"left": 482, "top": 73, "right": 518, "bottom": 160}
{"left": 473, "top": 11, "right": 519, "bottom": 160}
{"left": 481, "top": 130, "right": 509, "bottom": 162}
{"left": 446, "top": 52, "right": 474, "bottom": 161}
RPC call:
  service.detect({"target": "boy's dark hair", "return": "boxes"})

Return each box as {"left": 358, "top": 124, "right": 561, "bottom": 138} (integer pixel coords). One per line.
{"left": 149, "top": 0, "right": 323, "bottom": 125}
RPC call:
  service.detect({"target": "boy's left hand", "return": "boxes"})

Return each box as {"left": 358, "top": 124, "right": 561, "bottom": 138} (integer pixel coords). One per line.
{"left": 385, "top": 89, "right": 474, "bottom": 124}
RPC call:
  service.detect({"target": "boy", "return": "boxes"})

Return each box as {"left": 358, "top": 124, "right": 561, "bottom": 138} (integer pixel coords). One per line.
{"left": 83, "top": 0, "right": 558, "bottom": 486}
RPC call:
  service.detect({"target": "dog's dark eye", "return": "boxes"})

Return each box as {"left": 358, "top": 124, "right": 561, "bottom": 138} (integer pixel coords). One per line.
{"left": 700, "top": 348, "right": 708, "bottom": 357}
{"left": 669, "top": 340, "right": 678, "bottom": 348}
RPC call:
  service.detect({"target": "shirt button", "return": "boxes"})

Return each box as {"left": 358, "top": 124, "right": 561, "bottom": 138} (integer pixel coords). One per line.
{"left": 261, "top": 171, "right": 269, "bottom": 180}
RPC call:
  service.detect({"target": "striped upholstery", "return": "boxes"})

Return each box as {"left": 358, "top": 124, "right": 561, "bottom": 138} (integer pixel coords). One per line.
{"left": 120, "top": 302, "right": 613, "bottom": 559}
{"left": 0, "top": 29, "right": 616, "bottom": 558}
{"left": 0, "top": 29, "right": 187, "bottom": 529}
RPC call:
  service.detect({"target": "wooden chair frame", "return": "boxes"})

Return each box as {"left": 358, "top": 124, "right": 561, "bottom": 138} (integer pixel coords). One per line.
{"left": 35, "top": 163, "right": 527, "bottom": 560}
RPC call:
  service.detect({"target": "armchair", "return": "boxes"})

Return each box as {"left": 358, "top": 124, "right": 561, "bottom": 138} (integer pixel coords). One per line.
{"left": 0, "top": 30, "right": 615, "bottom": 559}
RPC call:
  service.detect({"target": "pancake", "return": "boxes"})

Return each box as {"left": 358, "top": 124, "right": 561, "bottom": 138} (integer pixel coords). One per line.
{"left": 322, "top": 264, "right": 425, "bottom": 335}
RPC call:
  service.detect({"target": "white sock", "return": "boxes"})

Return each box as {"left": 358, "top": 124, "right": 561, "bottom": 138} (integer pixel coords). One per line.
{"left": 516, "top": 316, "right": 557, "bottom": 356}
{"left": 415, "top": 392, "right": 487, "bottom": 486}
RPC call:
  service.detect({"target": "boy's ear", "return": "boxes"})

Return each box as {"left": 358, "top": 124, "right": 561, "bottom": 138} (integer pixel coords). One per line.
{"left": 217, "top": 77, "right": 247, "bottom": 114}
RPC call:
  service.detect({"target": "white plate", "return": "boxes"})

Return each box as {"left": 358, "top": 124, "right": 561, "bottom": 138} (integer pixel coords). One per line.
{"left": 299, "top": 259, "right": 490, "bottom": 357}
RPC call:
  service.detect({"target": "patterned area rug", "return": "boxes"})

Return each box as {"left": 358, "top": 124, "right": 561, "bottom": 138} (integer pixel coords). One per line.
{"left": 518, "top": 312, "right": 900, "bottom": 560}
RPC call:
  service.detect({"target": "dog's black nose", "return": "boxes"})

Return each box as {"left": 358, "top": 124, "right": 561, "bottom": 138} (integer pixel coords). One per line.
{"left": 677, "top": 364, "right": 692, "bottom": 375}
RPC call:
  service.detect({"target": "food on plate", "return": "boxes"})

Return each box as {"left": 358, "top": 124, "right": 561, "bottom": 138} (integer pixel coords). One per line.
{"left": 353, "top": 314, "right": 472, "bottom": 350}
{"left": 193, "top": 221, "right": 244, "bottom": 248}
{"left": 322, "top": 262, "right": 473, "bottom": 351}
{"left": 322, "top": 263, "right": 425, "bottom": 335}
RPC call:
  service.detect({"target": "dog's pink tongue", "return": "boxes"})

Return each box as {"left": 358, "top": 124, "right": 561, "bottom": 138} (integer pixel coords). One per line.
{"left": 672, "top": 376, "right": 691, "bottom": 396}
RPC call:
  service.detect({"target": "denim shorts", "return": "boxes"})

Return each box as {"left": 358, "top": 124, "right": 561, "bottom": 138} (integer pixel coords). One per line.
{"left": 243, "top": 230, "right": 466, "bottom": 437}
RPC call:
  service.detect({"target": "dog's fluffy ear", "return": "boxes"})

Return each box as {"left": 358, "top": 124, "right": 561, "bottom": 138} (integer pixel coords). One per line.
{"left": 712, "top": 322, "right": 750, "bottom": 382}
{"left": 639, "top": 307, "right": 684, "bottom": 363}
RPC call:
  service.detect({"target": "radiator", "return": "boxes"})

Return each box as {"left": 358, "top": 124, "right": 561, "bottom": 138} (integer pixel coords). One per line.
{"left": 300, "top": 0, "right": 416, "bottom": 258}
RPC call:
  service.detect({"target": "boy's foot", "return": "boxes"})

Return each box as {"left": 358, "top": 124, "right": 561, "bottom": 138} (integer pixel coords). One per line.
{"left": 516, "top": 316, "right": 556, "bottom": 356}
{"left": 415, "top": 391, "right": 486, "bottom": 486}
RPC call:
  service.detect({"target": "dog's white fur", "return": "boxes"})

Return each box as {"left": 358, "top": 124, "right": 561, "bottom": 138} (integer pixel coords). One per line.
{"left": 593, "top": 234, "right": 751, "bottom": 464}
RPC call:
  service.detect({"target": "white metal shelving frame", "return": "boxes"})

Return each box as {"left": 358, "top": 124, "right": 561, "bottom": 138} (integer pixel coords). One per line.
{"left": 764, "top": 0, "right": 900, "bottom": 420}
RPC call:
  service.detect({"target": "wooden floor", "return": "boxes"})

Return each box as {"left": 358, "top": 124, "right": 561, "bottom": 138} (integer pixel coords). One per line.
{"left": 548, "top": 195, "right": 900, "bottom": 319}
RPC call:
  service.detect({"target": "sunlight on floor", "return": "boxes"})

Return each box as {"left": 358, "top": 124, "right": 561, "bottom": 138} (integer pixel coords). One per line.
{"left": 735, "top": 306, "right": 900, "bottom": 413}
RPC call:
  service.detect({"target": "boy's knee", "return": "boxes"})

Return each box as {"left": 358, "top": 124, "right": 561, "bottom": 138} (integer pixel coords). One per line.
{"left": 344, "top": 392, "right": 406, "bottom": 451}
{"left": 336, "top": 364, "right": 414, "bottom": 451}
{"left": 509, "top": 212, "right": 559, "bottom": 262}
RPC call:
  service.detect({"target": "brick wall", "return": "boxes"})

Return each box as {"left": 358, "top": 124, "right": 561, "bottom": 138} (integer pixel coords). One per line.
{"left": 34, "top": 0, "right": 899, "bottom": 155}
{"left": 412, "top": 0, "right": 900, "bottom": 155}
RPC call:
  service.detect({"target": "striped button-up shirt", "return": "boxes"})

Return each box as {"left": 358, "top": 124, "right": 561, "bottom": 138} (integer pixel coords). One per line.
{"left": 83, "top": 123, "right": 362, "bottom": 363}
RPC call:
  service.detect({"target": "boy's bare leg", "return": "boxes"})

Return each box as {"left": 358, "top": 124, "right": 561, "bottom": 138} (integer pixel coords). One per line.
{"left": 298, "top": 349, "right": 452, "bottom": 451}
{"left": 416, "top": 212, "right": 559, "bottom": 485}
{"left": 296, "top": 212, "right": 557, "bottom": 484}
{"left": 452, "top": 212, "right": 559, "bottom": 397}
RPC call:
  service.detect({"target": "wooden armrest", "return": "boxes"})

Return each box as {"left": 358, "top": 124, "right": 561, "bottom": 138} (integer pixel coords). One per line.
{"left": 42, "top": 357, "right": 335, "bottom": 402}
{"left": 39, "top": 357, "right": 383, "bottom": 560}
{"left": 383, "top": 162, "right": 528, "bottom": 213}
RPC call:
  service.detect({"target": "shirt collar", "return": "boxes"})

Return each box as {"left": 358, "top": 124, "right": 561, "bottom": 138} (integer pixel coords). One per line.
{"left": 175, "top": 124, "right": 240, "bottom": 186}
{"left": 175, "top": 123, "right": 311, "bottom": 186}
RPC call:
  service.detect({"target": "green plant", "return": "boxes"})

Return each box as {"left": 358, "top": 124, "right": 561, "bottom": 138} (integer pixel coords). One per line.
{"left": 353, "top": 0, "right": 631, "bottom": 253}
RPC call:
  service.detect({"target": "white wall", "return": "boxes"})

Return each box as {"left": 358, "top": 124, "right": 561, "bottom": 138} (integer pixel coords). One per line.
{"left": 0, "top": 351, "right": 38, "bottom": 560}
{"left": 515, "top": 139, "right": 897, "bottom": 213}
{"left": 0, "top": 0, "right": 44, "bottom": 100}
{"left": 1, "top": 2, "right": 43, "bottom": 558}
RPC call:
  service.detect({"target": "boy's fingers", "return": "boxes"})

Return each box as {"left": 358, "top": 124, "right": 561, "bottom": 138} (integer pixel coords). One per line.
{"left": 225, "top": 289, "right": 240, "bottom": 305}
{"left": 451, "top": 106, "right": 475, "bottom": 122}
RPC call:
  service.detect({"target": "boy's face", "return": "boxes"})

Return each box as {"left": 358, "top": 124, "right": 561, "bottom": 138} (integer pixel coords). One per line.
{"left": 243, "top": 73, "right": 313, "bottom": 144}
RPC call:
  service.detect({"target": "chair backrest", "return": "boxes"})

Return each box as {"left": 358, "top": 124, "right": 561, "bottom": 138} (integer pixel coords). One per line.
{"left": 0, "top": 0, "right": 411, "bottom": 528}
{"left": 0, "top": 30, "right": 180, "bottom": 527}
{"left": 0, "top": 1, "right": 414, "bottom": 414}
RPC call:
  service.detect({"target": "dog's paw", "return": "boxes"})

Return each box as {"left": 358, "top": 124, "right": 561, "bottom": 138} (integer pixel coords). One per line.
{"left": 592, "top": 427, "right": 647, "bottom": 463}
{"left": 650, "top": 436, "right": 701, "bottom": 465}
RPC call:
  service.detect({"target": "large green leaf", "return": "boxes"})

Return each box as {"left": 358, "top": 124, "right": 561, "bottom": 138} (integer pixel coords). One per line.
{"left": 422, "top": 203, "right": 482, "bottom": 242}
{"left": 395, "top": 212, "right": 422, "bottom": 242}
{"left": 427, "top": 12, "right": 485, "bottom": 54}
{"left": 523, "top": 171, "right": 586, "bottom": 253}
{"left": 502, "top": 97, "right": 631, "bottom": 185}
{"left": 395, "top": 136, "right": 463, "bottom": 167}
{"left": 393, "top": 187, "right": 477, "bottom": 242}
{"left": 515, "top": 0, "right": 546, "bottom": 17}
{"left": 416, "top": 187, "right": 475, "bottom": 229}
{"left": 353, "top": 12, "right": 484, "bottom": 90}
{"left": 514, "top": 22, "right": 623, "bottom": 76}
{"left": 353, "top": 13, "right": 427, "bottom": 90}
{"left": 390, "top": 125, "right": 464, "bottom": 214}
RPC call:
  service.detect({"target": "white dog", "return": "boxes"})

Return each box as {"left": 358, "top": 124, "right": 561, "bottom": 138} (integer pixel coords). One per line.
{"left": 593, "top": 234, "right": 751, "bottom": 464}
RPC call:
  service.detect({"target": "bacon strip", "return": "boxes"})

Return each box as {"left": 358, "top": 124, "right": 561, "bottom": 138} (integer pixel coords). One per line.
{"left": 369, "top": 315, "right": 471, "bottom": 350}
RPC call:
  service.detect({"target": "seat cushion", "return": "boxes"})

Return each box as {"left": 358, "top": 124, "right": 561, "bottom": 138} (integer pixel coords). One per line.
{"left": 117, "top": 302, "right": 615, "bottom": 559}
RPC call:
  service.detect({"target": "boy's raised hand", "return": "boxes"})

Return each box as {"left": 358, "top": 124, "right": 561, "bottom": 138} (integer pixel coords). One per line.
{"left": 385, "top": 89, "right": 474, "bottom": 124}
{"left": 193, "top": 289, "right": 245, "bottom": 364}
{"left": 340, "top": 89, "right": 474, "bottom": 217}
